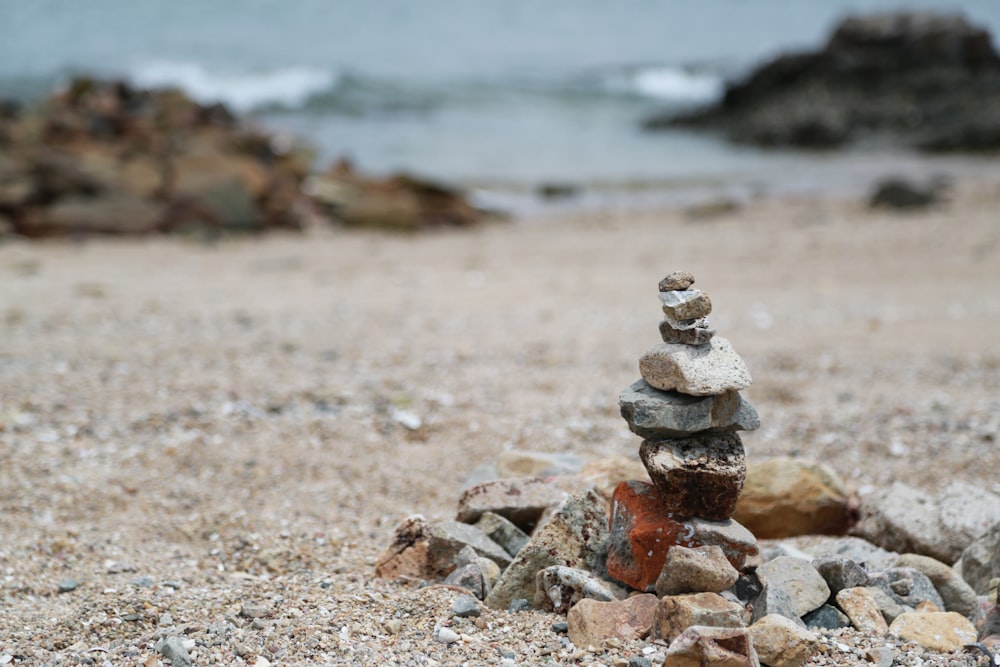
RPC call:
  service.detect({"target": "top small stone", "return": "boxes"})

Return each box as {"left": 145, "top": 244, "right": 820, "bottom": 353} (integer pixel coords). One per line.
{"left": 659, "top": 272, "right": 695, "bottom": 292}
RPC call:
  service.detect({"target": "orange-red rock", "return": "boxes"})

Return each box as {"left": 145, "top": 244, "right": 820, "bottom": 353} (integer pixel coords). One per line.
{"left": 607, "top": 480, "right": 691, "bottom": 591}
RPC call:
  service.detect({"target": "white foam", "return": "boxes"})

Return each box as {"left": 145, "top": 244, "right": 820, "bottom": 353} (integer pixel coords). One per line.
{"left": 631, "top": 66, "right": 724, "bottom": 105}
{"left": 128, "top": 61, "right": 337, "bottom": 112}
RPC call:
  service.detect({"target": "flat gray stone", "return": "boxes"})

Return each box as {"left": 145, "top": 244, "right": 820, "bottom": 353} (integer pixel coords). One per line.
{"left": 639, "top": 337, "right": 752, "bottom": 396}
{"left": 756, "top": 556, "right": 831, "bottom": 618}
{"left": 865, "top": 585, "right": 911, "bottom": 623}
{"left": 659, "top": 289, "right": 712, "bottom": 320}
{"left": 485, "top": 490, "right": 609, "bottom": 610}
{"left": 534, "top": 565, "right": 626, "bottom": 614}
{"left": 620, "top": 380, "right": 759, "bottom": 439}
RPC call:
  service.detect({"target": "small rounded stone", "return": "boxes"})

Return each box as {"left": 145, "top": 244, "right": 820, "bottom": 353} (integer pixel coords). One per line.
{"left": 659, "top": 272, "right": 695, "bottom": 291}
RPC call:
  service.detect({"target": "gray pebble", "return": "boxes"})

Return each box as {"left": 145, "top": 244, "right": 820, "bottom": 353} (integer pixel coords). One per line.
{"left": 130, "top": 575, "right": 155, "bottom": 588}
{"left": 508, "top": 598, "right": 532, "bottom": 613}
{"left": 433, "top": 625, "right": 460, "bottom": 644}
{"left": 551, "top": 621, "right": 568, "bottom": 634}
{"left": 156, "top": 636, "right": 192, "bottom": 667}
{"left": 158, "top": 613, "right": 174, "bottom": 626}
{"left": 451, "top": 594, "right": 481, "bottom": 618}
{"left": 629, "top": 658, "right": 654, "bottom": 667}
{"left": 57, "top": 579, "right": 78, "bottom": 593}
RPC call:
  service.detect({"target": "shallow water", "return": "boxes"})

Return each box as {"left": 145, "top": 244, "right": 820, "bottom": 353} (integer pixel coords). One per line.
{"left": 2, "top": 0, "right": 999, "bottom": 211}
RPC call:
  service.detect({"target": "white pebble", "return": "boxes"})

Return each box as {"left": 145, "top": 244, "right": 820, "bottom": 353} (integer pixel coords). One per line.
{"left": 433, "top": 626, "right": 460, "bottom": 644}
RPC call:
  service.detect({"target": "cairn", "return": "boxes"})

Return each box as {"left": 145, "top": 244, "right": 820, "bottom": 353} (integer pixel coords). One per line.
{"left": 608, "top": 271, "right": 761, "bottom": 591}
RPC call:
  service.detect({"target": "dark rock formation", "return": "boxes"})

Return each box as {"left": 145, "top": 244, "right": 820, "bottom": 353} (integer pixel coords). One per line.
{"left": 646, "top": 12, "right": 1000, "bottom": 152}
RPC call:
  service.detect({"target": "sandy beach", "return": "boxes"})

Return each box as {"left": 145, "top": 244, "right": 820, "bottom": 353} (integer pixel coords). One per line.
{"left": 2, "top": 176, "right": 1000, "bottom": 665}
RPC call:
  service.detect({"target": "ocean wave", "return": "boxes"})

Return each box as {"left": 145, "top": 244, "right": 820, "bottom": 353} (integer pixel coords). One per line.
{"left": 127, "top": 61, "right": 338, "bottom": 112}
{"left": 601, "top": 65, "right": 725, "bottom": 106}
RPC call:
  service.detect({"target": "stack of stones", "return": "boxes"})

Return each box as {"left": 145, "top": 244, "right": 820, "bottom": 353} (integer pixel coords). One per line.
{"left": 609, "top": 271, "right": 761, "bottom": 591}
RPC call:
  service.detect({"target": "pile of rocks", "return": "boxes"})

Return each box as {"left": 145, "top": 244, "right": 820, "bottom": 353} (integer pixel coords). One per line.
{"left": 0, "top": 78, "right": 311, "bottom": 237}
{"left": 372, "top": 273, "right": 1000, "bottom": 665}
{"left": 0, "top": 78, "right": 488, "bottom": 238}
{"left": 610, "top": 271, "right": 760, "bottom": 592}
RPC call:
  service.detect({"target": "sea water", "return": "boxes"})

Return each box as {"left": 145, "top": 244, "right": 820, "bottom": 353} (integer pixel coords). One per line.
{"left": 2, "top": 0, "right": 999, "bottom": 212}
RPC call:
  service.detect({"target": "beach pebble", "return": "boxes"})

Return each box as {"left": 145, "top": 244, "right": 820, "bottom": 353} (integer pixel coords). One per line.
{"left": 567, "top": 594, "right": 658, "bottom": 647}
{"left": 57, "top": 578, "right": 78, "bottom": 593}
{"left": 433, "top": 625, "right": 460, "bottom": 644}
{"left": 156, "top": 636, "right": 192, "bottom": 667}
{"left": 659, "top": 289, "right": 712, "bottom": 320}
{"left": 888, "top": 611, "right": 977, "bottom": 652}
{"left": 756, "top": 556, "right": 830, "bottom": 619}
{"left": 451, "top": 594, "right": 481, "bottom": 618}
{"left": 658, "top": 272, "right": 695, "bottom": 291}
{"left": 748, "top": 613, "right": 820, "bottom": 667}
{"left": 659, "top": 319, "right": 716, "bottom": 345}
{"left": 812, "top": 555, "right": 870, "bottom": 595}
{"left": 661, "top": 626, "right": 758, "bottom": 667}
{"left": 803, "top": 604, "right": 852, "bottom": 630}
{"left": 654, "top": 592, "right": 747, "bottom": 644}
{"left": 655, "top": 545, "right": 739, "bottom": 597}
{"left": 836, "top": 587, "right": 890, "bottom": 635}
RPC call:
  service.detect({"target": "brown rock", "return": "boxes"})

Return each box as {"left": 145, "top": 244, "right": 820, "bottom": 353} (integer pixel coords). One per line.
{"left": 662, "top": 625, "right": 760, "bottom": 667}
{"left": 888, "top": 611, "right": 977, "bottom": 652}
{"left": 835, "top": 587, "right": 890, "bottom": 635}
{"left": 659, "top": 272, "right": 696, "bottom": 291}
{"left": 660, "top": 319, "right": 717, "bottom": 346}
{"left": 567, "top": 594, "right": 658, "bottom": 648}
{"left": 654, "top": 592, "right": 748, "bottom": 643}
{"left": 734, "top": 457, "right": 854, "bottom": 539}
{"left": 373, "top": 516, "right": 510, "bottom": 580}
{"left": 640, "top": 433, "right": 746, "bottom": 520}
{"left": 455, "top": 476, "right": 596, "bottom": 533}
{"left": 655, "top": 545, "right": 740, "bottom": 597}
{"left": 659, "top": 289, "right": 713, "bottom": 320}
{"left": 747, "top": 614, "right": 819, "bottom": 667}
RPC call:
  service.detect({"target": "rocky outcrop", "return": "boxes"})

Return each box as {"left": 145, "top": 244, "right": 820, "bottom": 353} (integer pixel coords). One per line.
{"left": 0, "top": 78, "right": 311, "bottom": 237}
{"left": 647, "top": 12, "right": 1000, "bottom": 152}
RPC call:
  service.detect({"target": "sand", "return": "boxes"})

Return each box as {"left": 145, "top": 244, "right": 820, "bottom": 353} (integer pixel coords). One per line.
{"left": 2, "top": 177, "right": 999, "bottom": 665}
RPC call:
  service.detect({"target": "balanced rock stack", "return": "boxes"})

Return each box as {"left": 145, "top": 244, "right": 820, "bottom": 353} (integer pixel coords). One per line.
{"left": 609, "top": 271, "right": 761, "bottom": 591}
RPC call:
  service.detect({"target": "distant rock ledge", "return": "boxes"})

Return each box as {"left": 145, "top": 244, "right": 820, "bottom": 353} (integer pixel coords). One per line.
{"left": 645, "top": 12, "right": 1000, "bottom": 152}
